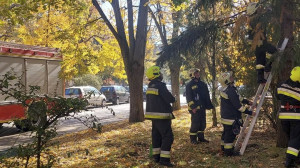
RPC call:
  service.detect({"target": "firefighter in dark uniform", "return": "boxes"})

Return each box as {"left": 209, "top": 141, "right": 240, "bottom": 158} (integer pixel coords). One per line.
{"left": 277, "top": 66, "right": 300, "bottom": 168}
{"left": 218, "top": 72, "right": 255, "bottom": 156}
{"left": 246, "top": 2, "right": 277, "bottom": 83}
{"left": 145, "top": 66, "right": 175, "bottom": 167}
{"left": 185, "top": 68, "right": 214, "bottom": 144}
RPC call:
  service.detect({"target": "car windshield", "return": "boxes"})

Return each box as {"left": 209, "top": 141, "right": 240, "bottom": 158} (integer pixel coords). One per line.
{"left": 65, "top": 88, "right": 81, "bottom": 95}
{"left": 100, "top": 87, "right": 113, "bottom": 92}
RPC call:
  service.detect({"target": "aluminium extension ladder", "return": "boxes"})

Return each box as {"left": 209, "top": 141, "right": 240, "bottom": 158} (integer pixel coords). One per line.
{"left": 234, "top": 38, "right": 289, "bottom": 155}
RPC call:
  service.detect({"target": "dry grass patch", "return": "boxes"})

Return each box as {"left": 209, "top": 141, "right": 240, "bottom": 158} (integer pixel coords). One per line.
{"left": 0, "top": 108, "right": 288, "bottom": 168}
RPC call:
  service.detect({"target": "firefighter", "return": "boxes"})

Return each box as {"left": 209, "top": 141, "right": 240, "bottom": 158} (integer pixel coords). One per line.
{"left": 277, "top": 66, "right": 300, "bottom": 168}
{"left": 145, "top": 66, "right": 176, "bottom": 167}
{"left": 246, "top": 2, "right": 278, "bottom": 83}
{"left": 185, "top": 68, "right": 214, "bottom": 144}
{"left": 218, "top": 72, "right": 255, "bottom": 156}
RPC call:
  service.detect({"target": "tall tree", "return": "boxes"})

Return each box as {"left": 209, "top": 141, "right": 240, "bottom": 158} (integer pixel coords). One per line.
{"left": 92, "top": 0, "right": 149, "bottom": 122}
{"left": 149, "top": 2, "right": 184, "bottom": 110}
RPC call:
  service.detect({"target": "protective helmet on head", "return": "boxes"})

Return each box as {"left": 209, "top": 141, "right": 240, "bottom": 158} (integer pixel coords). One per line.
{"left": 247, "top": 2, "right": 259, "bottom": 15}
{"left": 218, "top": 72, "right": 233, "bottom": 86}
{"left": 290, "top": 66, "right": 300, "bottom": 82}
{"left": 146, "top": 66, "right": 161, "bottom": 80}
{"left": 189, "top": 68, "right": 200, "bottom": 78}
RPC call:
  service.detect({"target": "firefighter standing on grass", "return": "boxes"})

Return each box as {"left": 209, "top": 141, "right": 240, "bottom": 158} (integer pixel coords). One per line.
{"left": 185, "top": 68, "right": 214, "bottom": 144}
{"left": 218, "top": 72, "right": 255, "bottom": 156}
{"left": 277, "top": 66, "right": 300, "bottom": 168}
{"left": 246, "top": 2, "right": 278, "bottom": 83}
{"left": 145, "top": 66, "right": 175, "bottom": 167}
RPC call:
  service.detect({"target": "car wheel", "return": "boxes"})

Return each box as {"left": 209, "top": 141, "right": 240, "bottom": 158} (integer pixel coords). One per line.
{"left": 102, "top": 100, "right": 106, "bottom": 107}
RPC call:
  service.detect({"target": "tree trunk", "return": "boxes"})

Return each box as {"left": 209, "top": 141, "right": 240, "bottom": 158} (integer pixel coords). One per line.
{"left": 169, "top": 11, "right": 182, "bottom": 111}
{"left": 127, "top": 64, "right": 145, "bottom": 122}
{"left": 127, "top": 0, "right": 148, "bottom": 122}
{"left": 92, "top": 0, "right": 148, "bottom": 122}
{"left": 211, "top": 34, "right": 217, "bottom": 127}
{"left": 36, "top": 135, "right": 42, "bottom": 168}
{"left": 170, "top": 64, "right": 181, "bottom": 110}
{"left": 276, "top": 0, "right": 295, "bottom": 147}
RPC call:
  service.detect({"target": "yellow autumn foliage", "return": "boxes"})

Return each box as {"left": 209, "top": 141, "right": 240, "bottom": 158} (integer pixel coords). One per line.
{"left": 15, "top": 0, "right": 125, "bottom": 80}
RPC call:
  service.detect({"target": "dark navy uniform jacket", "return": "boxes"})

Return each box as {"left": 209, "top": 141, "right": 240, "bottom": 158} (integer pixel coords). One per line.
{"left": 186, "top": 79, "right": 214, "bottom": 111}
{"left": 220, "top": 85, "right": 252, "bottom": 125}
{"left": 145, "top": 79, "right": 175, "bottom": 120}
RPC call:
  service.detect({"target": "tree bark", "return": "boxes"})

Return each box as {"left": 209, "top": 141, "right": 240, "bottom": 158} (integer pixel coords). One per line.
{"left": 170, "top": 64, "right": 181, "bottom": 110}
{"left": 276, "top": 0, "right": 295, "bottom": 147}
{"left": 211, "top": 35, "right": 218, "bottom": 127}
{"left": 169, "top": 11, "right": 182, "bottom": 111}
{"left": 93, "top": 0, "right": 148, "bottom": 122}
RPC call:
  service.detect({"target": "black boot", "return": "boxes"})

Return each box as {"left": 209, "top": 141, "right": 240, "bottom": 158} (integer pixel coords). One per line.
{"left": 190, "top": 135, "right": 199, "bottom": 144}
{"left": 153, "top": 154, "right": 160, "bottom": 163}
{"left": 197, "top": 132, "right": 209, "bottom": 143}
{"left": 285, "top": 157, "right": 296, "bottom": 168}
{"left": 257, "top": 69, "right": 267, "bottom": 84}
{"left": 295, "top": 155, "right": 300, "bottom": 165}
{"left": 224, "top": 148, "right": 240, "bottom": 157}
{"left": 264, "top": 62, "right": 272, "bottom": 72}
{"left": 160, "top": 157, "right": 174, "bottom": 167}
{"left": 221, "top": 145, "right": 224, "bottom": 152}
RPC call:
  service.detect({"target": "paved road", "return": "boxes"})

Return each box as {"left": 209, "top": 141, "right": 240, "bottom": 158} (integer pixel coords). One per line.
{"left": 0, "top": 95, "right": 187, "bottom": 152}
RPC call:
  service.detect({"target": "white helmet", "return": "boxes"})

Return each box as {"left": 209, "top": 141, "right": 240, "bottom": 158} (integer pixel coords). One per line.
{"left": 189, "top": 68, "right": 200, "bottom": 79}
{"left": 218, "top": 72, "right": 233, "bottom": 86}
{"left": 247, "top": 2, "right": 259, "bottom": 15}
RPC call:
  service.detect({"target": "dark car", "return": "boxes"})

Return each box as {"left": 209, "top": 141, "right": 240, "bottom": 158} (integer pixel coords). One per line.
{"left": 100, "top": 85, "right": 130, "bottom": 105}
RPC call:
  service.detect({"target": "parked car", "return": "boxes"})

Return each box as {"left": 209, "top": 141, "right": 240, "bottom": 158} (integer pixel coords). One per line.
{"left": 65, "top": 86, "right": 106, "bottom": 107}
{"left": 166, "top": 84, "right": 172, "bottom": 93}
{"left": 143, "top": 85, "right": 148, "bottom": 101}
{"left": 100, "top": 85, "right": 130, "bottom": 105}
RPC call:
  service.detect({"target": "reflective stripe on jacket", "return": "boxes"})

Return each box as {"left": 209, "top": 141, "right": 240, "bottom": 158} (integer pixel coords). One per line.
{"left": 277, "top": 79, "right": 300, "bottom": 120}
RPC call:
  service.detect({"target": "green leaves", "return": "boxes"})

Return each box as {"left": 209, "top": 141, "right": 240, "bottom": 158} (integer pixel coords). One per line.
{"left": 172, "top": 0, "right": 188, "bottom": 7}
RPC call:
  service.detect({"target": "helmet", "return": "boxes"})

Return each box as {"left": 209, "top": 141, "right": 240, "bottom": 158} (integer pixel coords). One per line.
{"left": 247, "top": 2, "right": 259, "bottom": 15}
{"left": 189, "top": 68, "right": 200, "bottom": 78}
{"left": 290, "top": 66, "right": 300, "bottom": 82}
{"left": 146, "top": 66, "right": 161, "bottom": 80}
{"left": 218, "top": 72, "right": 233, "bottom": 86}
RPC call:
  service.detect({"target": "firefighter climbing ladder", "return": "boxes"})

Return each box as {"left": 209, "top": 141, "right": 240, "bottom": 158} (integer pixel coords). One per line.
{"left": 234, "top": 38, "right": 289, "bottom": 155}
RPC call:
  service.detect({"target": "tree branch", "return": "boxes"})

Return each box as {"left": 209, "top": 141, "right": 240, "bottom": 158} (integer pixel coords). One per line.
{"left": 127, "top": 0, "right": 135, "bottom": 57}
{"left": 111, "top": 0, "right": 127, "bottom": 44}
{"left": 148, "top": 5, "right": 168, "bottom": 45}
{"left": 92, "top": 0, "right": 120, "bottom": 42}
{"left": 133, "top": 0, "right": 149, "bottom": 63}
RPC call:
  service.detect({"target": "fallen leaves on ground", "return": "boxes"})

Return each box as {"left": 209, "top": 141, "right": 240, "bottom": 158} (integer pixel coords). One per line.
{"left": 0, "top": 108, "right": 288, "bottom": 168}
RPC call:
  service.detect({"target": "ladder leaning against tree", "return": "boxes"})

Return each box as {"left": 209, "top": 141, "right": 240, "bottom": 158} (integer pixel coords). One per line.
{"left": 234, "top": 38, "right": 289, "bottom": 155}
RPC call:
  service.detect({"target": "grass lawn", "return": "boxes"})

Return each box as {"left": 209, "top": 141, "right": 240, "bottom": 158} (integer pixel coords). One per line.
{"left": 0, "top": 107, "right": 288, "bottom": 168}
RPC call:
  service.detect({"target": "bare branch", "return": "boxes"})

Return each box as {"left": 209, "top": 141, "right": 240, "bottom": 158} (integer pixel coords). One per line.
{"left": 133, "top": 0, "right": 149, "bottom": 63}
{"left": 92, "top": 0, "right": 120, "bottom": 42}
{"left": 111, "top": 0, "right": 127, "bottom": 43}
{"left": 127, "top": 0, "right": 135, "bottom": 57}
{"left": 148, "top": 6, "right": 168, "bottom": 45}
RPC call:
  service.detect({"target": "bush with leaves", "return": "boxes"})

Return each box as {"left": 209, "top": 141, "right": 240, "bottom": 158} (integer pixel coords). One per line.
{"left": 0, "top": 71, "right": 101, "bottom": 168}
{"left": 72, "top": 74, "right": 102, "bottom": 89}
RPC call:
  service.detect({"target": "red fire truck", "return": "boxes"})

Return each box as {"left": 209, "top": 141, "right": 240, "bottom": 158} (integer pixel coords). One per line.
{"left": 0, "top": 41, "right": 64, "bottom": 129}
